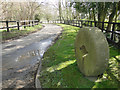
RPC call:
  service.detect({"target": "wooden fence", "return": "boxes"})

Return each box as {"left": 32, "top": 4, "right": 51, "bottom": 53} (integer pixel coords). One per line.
{"left": 0, "top": 20, "right": 39, "bottom": 32}
{"left": 50, "top": 20, "right": 120, "bottom": 48}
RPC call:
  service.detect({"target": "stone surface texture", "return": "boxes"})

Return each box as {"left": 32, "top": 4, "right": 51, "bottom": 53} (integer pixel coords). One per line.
{"left": 75, "top": 27, "right": 109, "bottom": 76}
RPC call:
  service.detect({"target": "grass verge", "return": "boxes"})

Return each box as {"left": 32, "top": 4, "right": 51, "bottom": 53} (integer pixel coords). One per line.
{"left": 1, "top": 24, "right": 42, "bottom": 42}
{"left": 39, "top": 24, "right": 119, "bottom": 88}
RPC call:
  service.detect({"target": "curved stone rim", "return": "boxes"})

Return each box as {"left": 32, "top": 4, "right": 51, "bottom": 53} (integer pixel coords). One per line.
{"left": 75, "top": 27, "right": 109, "bottom": 76}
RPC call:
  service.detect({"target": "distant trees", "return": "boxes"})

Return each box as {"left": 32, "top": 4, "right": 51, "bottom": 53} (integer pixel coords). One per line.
{"left": 57, "top": 1, "right": 120, "bottom": 24}
{"left": 1, "top": 1, "right": 120, "bottom": 25}
{"left": 106, "top": 2, "right": 120, "bottom": 31}
{"left": 70, "top": 2, "right": 120, "bottom": 30}
{"left": 57, "top": 0, "right": 74, "bottom": 21}
{"left": 73, "top": 2, "right": 120, "bottom": 21}
{"left": 1, "top": 2, "right": 42, "bottom": 21}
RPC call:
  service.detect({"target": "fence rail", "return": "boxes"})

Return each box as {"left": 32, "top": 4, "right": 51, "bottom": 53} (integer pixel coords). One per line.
{"left": 0, "top": 20, "right": 39, "bottom": 32}
{"left": 47, "top": 20, "right": 120, "bottom": 48}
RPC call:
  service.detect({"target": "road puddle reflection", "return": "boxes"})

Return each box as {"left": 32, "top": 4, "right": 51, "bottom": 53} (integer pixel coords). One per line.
{"left": 16, "top": 50, "right": 39, "bottom": 62}
{"left": 14, "top": 38, "right": 52, "bottom": 64}
{"left": 2, "top": 26, "right": 60, "bottom": 88}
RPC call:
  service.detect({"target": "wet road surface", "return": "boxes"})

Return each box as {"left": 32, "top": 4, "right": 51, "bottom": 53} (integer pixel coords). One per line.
{"left": 2, "top": 24, "right": 62, "bottom": 88}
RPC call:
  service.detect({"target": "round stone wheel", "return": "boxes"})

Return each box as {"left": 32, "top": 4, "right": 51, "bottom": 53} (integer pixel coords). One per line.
{"left": 75, "top": 27, "right": 109, "bottom": 76}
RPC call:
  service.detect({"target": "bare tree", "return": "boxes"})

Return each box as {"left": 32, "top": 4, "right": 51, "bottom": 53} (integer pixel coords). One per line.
{"left": 1, "top": 1, "right": 43, "bottom": 21}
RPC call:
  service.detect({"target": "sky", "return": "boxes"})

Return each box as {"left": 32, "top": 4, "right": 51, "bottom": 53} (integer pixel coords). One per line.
{"left": 38, "top": 0, "right": 59, "bottom": 3}
{"left": 38, "top": 0, "right": 59, "bottom": 7}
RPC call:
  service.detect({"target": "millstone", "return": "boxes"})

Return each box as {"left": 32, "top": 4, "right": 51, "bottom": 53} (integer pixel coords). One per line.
{"left": 75, "top": 27, "right": 109, "bottom": 76}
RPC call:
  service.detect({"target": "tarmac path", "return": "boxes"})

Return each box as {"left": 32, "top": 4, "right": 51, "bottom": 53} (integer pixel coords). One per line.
{"left": 2, "top": 24, "right": 62, "bottom": 88}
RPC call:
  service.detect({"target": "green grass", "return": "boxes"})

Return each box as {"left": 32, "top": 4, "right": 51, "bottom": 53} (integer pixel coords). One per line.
{"left": 1, "top": 24, "right": 42, "bottom": 41}
{"left": 117, "top": 20, "right": 120, "bottom": 23}
{"left": 39, "top": 24, "right": 119, "bottom": 88}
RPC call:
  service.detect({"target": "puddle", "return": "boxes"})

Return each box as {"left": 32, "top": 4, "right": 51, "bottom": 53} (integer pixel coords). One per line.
{"left": 2, "top": 37, "right": 55, "bottom": 88}
{"left": 16, "top": 50, "right": 39, "bottom": 62}
{"left": 3, "top": 38, "right": 53, "bottom": 69}
{"left": 2, "top": 37, "right": 53, "bottom": 80}
{"left": 15, "top": 38, "right": 52, "bottom": 62}
{"left": 4, "top": 45, "right": 16, "bottom": 49}
{"left": 2, "top": 24, "right": 62, "bottom": 88}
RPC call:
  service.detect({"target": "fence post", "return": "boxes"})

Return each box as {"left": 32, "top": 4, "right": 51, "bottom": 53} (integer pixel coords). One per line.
{"left": 24, "top": 21, "right": 26, "bottom": 28}
{"left": 111, "top": 23, "right": 115, "bottom": 40}
{"left": 94, "top": 21, "right": 97, "bottom": 27}
{"left": 73, "top": 20, "right": 74, "bottom": 26}
{"left": 29, "top": 21, "right": 30, "bottom": 27}
{"left": 32, "top": 21, "right": 34, "bottom": 27}
{"left": 78, "top": 20, "right": 80, "bottom": 27}
{"left": 6, "top": 21, "right": 9, "bottom": 32}
{"left": 75, "top": 20, "right": 76, "bottom": 26}
{"left": 81, "top": 21, "right": 83, "bottom": 28}
{"left": 76, "top": 20, "right": 77, "bottom": 26}
{"left": 102, "top": 22, "right": 104, "bottom": 32}
{"left": 17, "top": 21, "right": 20, "bottom": 30}
{"left": 88, "top": 21, "right": 89, "bottom": 26}
{"left": 90, "top": 21, "right": 92, "bottom": 27}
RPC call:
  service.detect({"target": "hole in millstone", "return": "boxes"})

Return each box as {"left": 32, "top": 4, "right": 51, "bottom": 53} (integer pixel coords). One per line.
{"left": 79, "top": 45, "right": 88, "bottom": 59}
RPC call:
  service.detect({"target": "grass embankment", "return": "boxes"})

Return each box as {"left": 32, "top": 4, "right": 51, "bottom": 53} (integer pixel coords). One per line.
{"left": 1, "top": 24, "right": 42, "bottom": 42}
{"left": 39, "top": 24, "right": 119, "bottom": 88}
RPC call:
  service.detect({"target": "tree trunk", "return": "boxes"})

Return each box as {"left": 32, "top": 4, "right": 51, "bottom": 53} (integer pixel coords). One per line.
{"left": 92, "top": 7, "right": 96, "bottom": 21}
{"left": 107, "top": 3, "right": 117, "bottom": 32}
{"left": 59, "top": 0, "right": 62, "bottom": 21}
{"left": 97, "top": 2, "right": 108, "bottom": 28}
{"left": 88, "top": 8, "right": 91, "bottom": 20}
{"left": 98, "top": 2, "right": 104, "bottom": 28}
